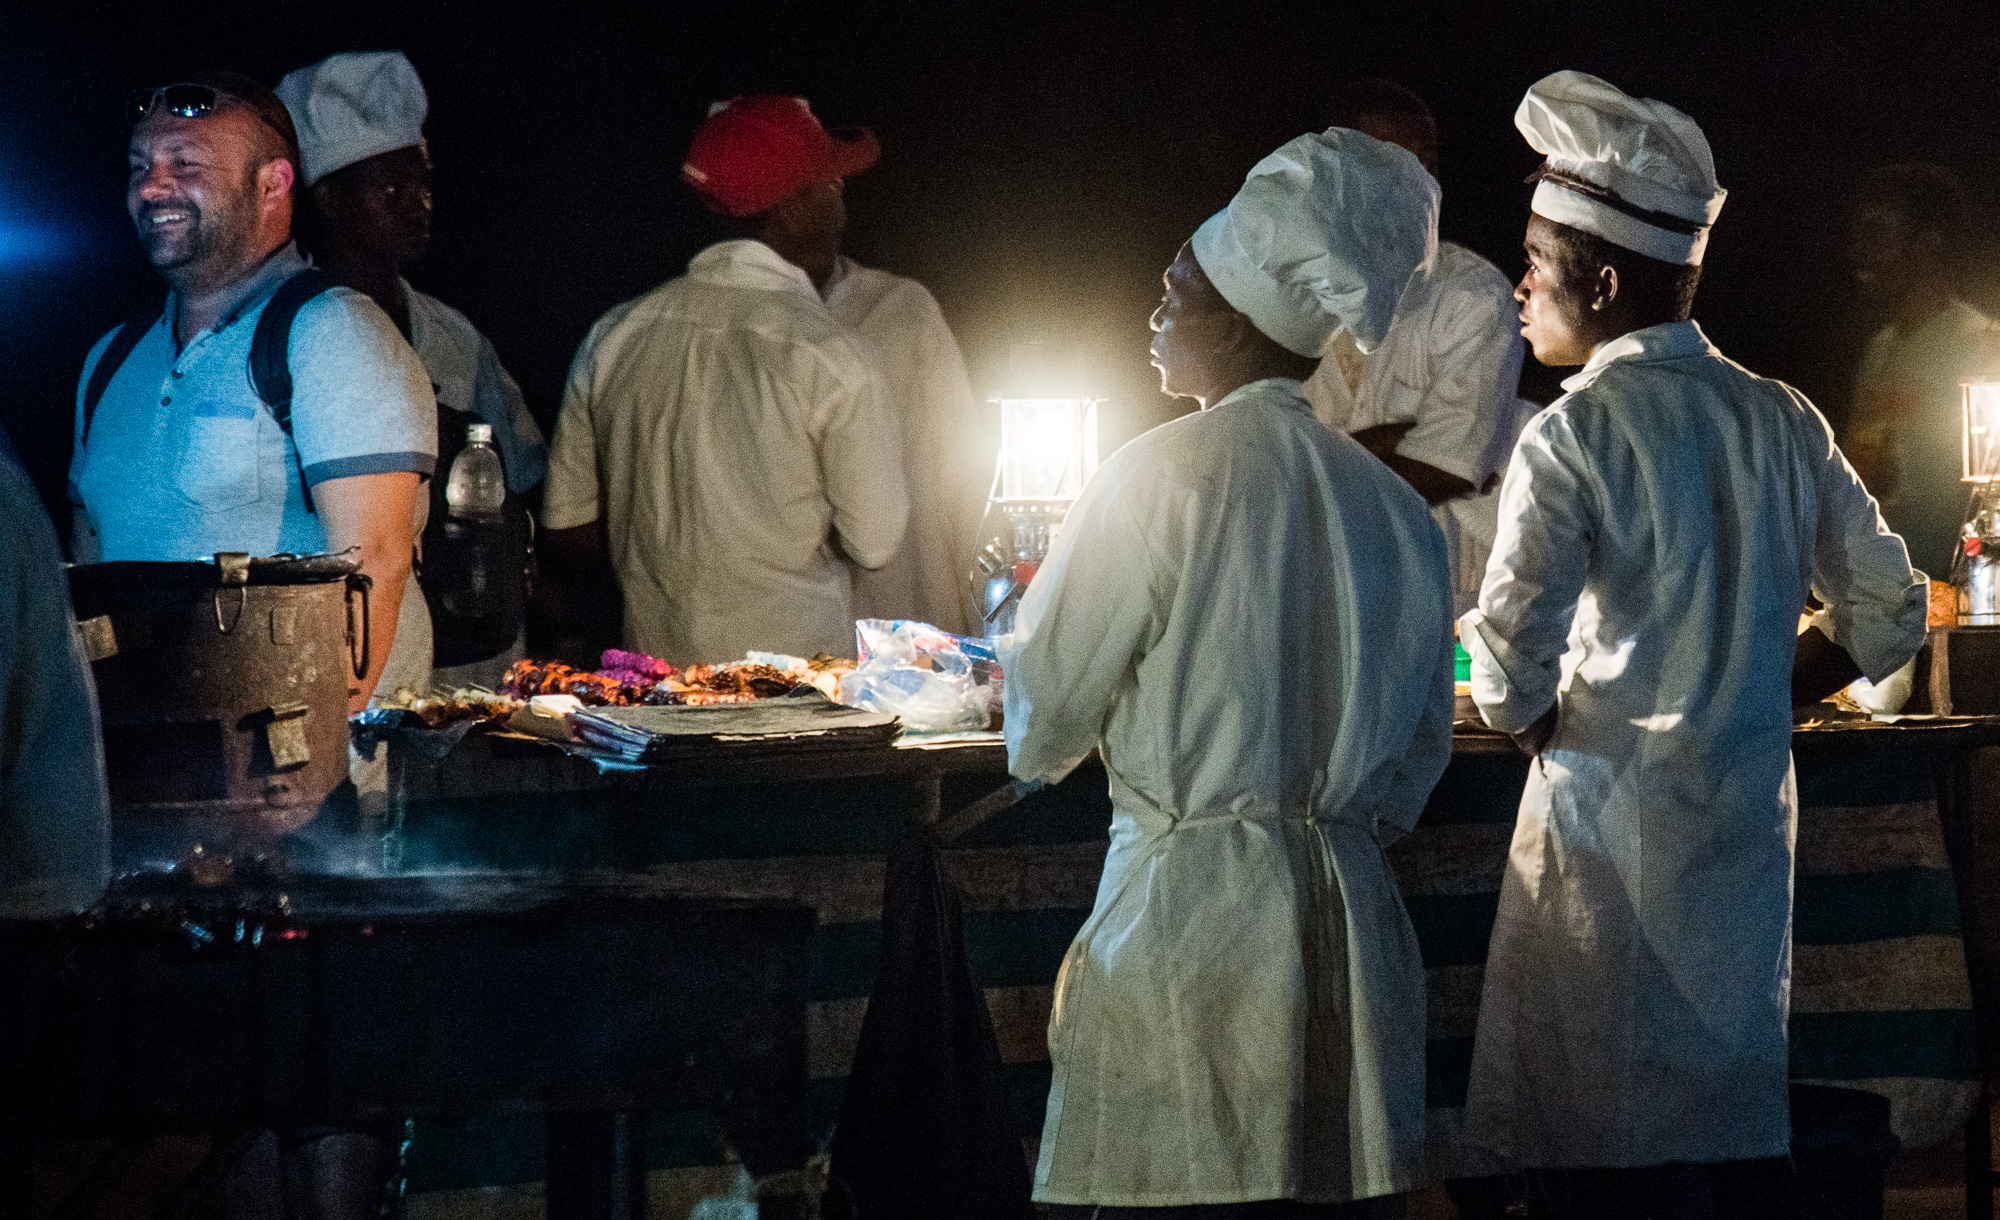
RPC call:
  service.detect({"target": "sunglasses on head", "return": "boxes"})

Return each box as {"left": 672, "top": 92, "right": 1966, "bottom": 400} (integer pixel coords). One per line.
{"left": 127, "top": 82, "right": 299, "bottom": 163}
{"left": 126, "top": 84, "right": 229, "bottom": 125}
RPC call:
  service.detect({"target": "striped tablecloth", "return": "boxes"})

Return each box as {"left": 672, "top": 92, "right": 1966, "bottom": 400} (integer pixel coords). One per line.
{"left": 395, "top": 730, "right": 1980, "bottom": 1216}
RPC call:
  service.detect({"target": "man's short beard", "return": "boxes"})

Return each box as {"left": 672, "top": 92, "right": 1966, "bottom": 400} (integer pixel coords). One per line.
{"left": 141, "top": 172, "right": 261, "bottom": 285}
{"left": 138, "top": 203, "right": 215, "bottom": 270}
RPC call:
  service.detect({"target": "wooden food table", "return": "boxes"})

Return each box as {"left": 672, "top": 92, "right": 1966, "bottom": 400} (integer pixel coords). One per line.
{"left": 376, "top": 716, "right": 2000, "bottom": 1217}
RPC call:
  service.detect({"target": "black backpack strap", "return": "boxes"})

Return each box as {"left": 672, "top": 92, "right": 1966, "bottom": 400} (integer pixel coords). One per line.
{"left": 80, "top": 304, "right": 164, "bottom": 446}
{"left": 249, "top": 268, "right": 336, "bottom": 513}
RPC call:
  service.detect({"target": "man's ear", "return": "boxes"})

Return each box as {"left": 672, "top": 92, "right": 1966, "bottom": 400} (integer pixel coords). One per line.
{"left": 260, "top": 157, "right": 296, "bottom": 215}
{"left": 1591, "top": 263, "right": 1620, "bottom": 313}
{"left": 1218, "top": 310, "right": 1262, "bottom": 358}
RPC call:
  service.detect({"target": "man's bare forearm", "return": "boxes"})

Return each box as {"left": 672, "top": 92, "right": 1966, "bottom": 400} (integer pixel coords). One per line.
{"left": 313, "top": 472, "right": 420, "bottom": 714}
{"left": 351, "top": 552, "right": 409, "bottom": 709}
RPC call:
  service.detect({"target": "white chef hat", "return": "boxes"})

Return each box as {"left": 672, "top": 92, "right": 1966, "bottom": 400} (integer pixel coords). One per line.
{"left": 1516, "top": 70, "right": 1725, "bottom": 266}
{"left": 1190, "top": 128, "right": 1439, "bottom": 356}
{"left": 275, "top": 52, "right": 428, "bottom": 188}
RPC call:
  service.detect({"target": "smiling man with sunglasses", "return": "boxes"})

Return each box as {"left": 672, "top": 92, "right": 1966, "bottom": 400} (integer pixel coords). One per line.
{"left": 70, "top": 70, "right": 437, "bottom": 717}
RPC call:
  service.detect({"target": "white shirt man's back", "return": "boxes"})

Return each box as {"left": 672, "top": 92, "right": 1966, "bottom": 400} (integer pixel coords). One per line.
{"left": 542, "top": 240, "right": 909, "bottom": 664}
{"left": 822, "top": 256, "right": 984, "bottom": 634}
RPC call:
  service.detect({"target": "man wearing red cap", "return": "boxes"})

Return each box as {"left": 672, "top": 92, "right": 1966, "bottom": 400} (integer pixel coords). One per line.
{"left": 541, "top": 96, "right": 908, "bottom": 664}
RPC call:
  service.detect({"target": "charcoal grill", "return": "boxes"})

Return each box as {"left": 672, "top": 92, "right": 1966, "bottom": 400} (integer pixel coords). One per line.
{"left": 68, "top": 553, "right": 371, "bottom": 845}
{"left": 0, "top": 875, "right": 814, "bottom": 1220}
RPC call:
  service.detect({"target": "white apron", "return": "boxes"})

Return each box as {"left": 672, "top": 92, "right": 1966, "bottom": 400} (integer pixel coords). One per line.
{"left": 1000, "top": 379, "right": 1455, "bottom": 1206}
{"left": 1460, "top": 322, "right": 1927, "bottom": 1167}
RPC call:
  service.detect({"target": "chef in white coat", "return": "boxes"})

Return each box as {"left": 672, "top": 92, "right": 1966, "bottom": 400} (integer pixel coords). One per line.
{"left": 1460, "top": 72, "right": 1927, "bottom": 1216}
{"left": 1303, "top": 80, "right": 1528, "bottom": 615}
{"left": 1001, "top": 129, "right": 1453, "bottom": 1218}
{"left": 278, "top": 51, "right": 551, "bottom": 691}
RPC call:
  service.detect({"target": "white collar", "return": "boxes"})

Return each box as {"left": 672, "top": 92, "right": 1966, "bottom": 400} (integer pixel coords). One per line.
{"left": 1210, "top": 376, "right": 1308, "bottom": 411}
{"left": 687, "top": 239, "right": 820, "bottom": 301}
{"left": 822, "top": 254, "right": 861, "bottom": 298}
{"left": 1560, "top": 320, "right": 1715, "bottom": 393}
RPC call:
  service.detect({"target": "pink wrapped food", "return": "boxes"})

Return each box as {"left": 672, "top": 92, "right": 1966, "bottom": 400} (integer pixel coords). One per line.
{"left": 597, "top": 648, "right": 676, "bottom": 686}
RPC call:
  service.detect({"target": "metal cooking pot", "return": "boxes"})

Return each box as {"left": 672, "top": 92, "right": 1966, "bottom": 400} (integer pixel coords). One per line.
{"left": 68, "top": 551, "right": 371, "bottom": 839}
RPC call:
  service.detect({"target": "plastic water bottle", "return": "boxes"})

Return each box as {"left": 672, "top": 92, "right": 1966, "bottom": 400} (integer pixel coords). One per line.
{"left": 444, "top": 422, "right": 505, "bottom": 521}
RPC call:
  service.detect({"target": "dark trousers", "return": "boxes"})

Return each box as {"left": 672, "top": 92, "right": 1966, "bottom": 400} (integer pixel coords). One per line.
{"left": 1044, "top": 1194, "right": 1405, "bottom": 1219}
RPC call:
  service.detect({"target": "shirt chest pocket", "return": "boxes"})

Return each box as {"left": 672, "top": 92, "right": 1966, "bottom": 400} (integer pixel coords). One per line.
{"left": 173, "top": 404, "right": 268, "bottom": 514}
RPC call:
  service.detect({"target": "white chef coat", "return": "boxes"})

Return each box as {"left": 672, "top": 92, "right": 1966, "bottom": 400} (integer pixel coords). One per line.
{"left": 1459, "top": 321, "right": 1926, "bottom": 1168}
{"left": 542, "top": 240, "right": 909, "bottom": 664}
{"left": 0, "top": 453, "right": 109, "bottom": 918}
{"left": 405, "top": 280, "right": 548, "bottom": 495}
{"left": 404, "top": 281, "right": 546, "bottom": 691}
{"left": 1000, "top": 378, "right": 1454, "bottom": 1207}
{"left": 822, "top": 256, "right": 984, "bottom": 635}
{"left": 1303, "top": 242, "right": 1526, "bottom": 617}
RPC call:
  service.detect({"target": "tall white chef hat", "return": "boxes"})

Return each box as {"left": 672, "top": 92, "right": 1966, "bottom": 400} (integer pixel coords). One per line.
{"left": 1190, "top": 128, "right": 1439, "bottom": 356}
{"left": 1516, "top": 70, "right": 1725, "bottom": 266}
{"left": 275, "top": 52, "right": 428, "bottom": 188}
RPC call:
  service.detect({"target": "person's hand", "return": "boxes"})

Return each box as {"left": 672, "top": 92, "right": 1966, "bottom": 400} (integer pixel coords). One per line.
{"left": 1512, "top": 706, "right": 1557, "bottom": 757}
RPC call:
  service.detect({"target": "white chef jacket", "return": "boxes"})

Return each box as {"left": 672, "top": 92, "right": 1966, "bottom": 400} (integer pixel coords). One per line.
{"left": 1000, "top": 378, "right": 1454, "bottom": 1207}
{"left": 404, "top": 281, "right": 547, "bottom": 691}
{"left": 405, "top": 280, "right": 548, "bottom": 495}
{"left": 542, "top": 240, "right": 909, "bottom": 664}
{"left": 1303, "top": 242, "right": 1526, "bottom": 616}
{"left": 1459, "top": 321, "right": 1926, "bottom": 1168}
{"left": 822, "top": 257, "right": 984, "bottom": 635}
{"left": 0, "top": 454, "right": 109, "bottom": 918}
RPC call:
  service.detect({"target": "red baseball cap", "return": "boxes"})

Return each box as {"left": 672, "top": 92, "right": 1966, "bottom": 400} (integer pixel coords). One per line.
{"left": 682, "top": 95, "right": 880, "bottom": 218}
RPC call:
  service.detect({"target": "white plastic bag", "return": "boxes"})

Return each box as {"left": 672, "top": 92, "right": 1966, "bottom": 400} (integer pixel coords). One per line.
{"left": 836, "top": 619, "right": 1000, "bottom": 732}
{"left": 1843, "top": 654, "right": 1917, "bottom": 717}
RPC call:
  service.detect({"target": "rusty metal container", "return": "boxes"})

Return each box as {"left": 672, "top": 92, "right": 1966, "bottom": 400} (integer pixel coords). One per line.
{"left": 68, "top": 552, "right": 371, "bottom": 841}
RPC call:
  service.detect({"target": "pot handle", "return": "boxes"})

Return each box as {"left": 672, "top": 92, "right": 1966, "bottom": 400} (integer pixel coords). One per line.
{"left": 212, "top": 551, "right": 251, "bottom": 635}
{"left": 345, "top": 573, "right": 374, "bottom": 681}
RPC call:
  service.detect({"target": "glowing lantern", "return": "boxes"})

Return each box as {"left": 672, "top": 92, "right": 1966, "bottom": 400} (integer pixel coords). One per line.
{"left": 972, "top": 392, "right": 1101, "bottom": 635}
{"left": 998, "top": 397, "right": 1099, "bottom": 502}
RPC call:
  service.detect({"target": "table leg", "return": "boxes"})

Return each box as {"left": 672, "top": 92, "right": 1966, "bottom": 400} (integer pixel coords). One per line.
{"left": 911, "top": 769, "right": 942, "bottom": 828}
{"left": 545, "top": 1111, "right": 646, "bottom": 1220}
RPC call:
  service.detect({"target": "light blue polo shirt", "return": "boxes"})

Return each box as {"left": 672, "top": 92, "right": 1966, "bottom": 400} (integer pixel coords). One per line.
{"left": 70, "top": 243, "right": 436, "bottom": 561}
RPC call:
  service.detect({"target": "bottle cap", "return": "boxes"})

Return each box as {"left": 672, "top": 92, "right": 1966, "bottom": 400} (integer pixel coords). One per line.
{"left": 465, "top": 422, "right": 494, "bottom": 444}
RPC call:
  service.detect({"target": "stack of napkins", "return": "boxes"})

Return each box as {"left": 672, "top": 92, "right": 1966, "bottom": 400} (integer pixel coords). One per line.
{"left": 566, "top": 691, "right": 900, "bottom": 764}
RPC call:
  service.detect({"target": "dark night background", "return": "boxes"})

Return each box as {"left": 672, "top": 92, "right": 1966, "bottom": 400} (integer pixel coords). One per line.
{"left": 4, "top": 0, "right": 1999, "bottom": 533}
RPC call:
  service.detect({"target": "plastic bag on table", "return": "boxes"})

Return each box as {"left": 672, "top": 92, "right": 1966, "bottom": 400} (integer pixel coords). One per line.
{"left": 836, "top": 619, "right": 1000, "bottom": 732}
